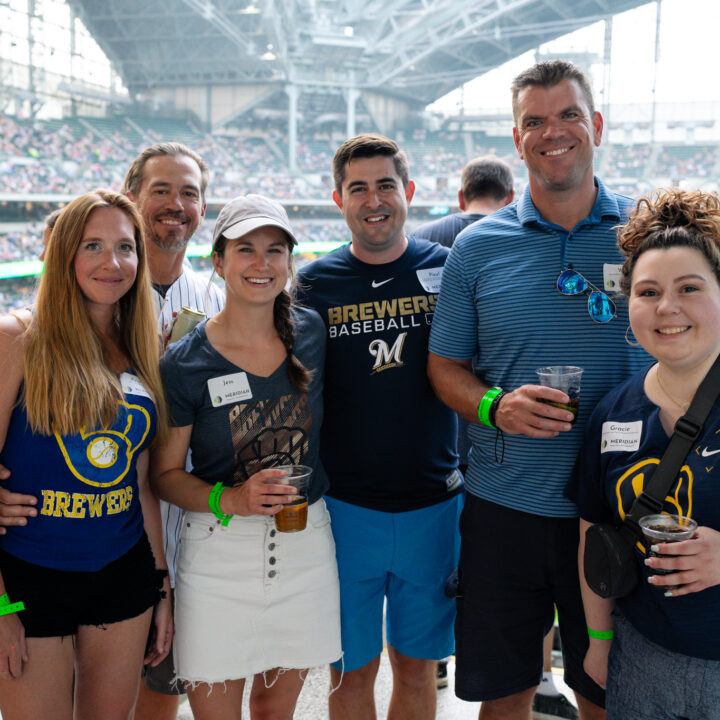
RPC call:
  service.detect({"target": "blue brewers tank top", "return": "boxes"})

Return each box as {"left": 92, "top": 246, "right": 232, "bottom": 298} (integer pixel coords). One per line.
{"left": 0, "top": 372, "right": 157, "bottom": 571}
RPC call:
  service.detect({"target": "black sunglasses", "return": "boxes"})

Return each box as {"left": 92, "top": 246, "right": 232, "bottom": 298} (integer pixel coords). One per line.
{"left": 556, "top": 269, "right": 616, "bottom": 323}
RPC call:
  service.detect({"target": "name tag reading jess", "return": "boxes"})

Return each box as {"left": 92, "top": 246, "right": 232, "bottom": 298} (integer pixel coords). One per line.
{"left": 207, "top": 372, "right": 252, "bottom": 407}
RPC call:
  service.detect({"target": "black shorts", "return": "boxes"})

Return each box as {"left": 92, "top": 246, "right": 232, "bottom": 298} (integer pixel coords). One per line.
{"left": 454, "top": 495, "right": 604, "bottom": 707}
{"left": 0, "top": 533, "right": 164, "bottom": 638}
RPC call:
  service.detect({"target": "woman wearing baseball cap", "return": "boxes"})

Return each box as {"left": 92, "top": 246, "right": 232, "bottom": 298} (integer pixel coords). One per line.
{"left": 152, "top": 194, "right": 341, "bottom": 717}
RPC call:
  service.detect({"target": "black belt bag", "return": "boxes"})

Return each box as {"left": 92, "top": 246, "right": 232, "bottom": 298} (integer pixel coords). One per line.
{"left": 584, "top": 522, "right": 641, "bottom": 599}
{"left": 584, "top": 355, "right": 720, "bottom": 599}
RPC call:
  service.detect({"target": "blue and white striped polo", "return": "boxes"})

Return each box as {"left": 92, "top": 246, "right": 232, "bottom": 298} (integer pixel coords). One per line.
{"left": 429, "top": 178, "right": 650, "bottom": 517}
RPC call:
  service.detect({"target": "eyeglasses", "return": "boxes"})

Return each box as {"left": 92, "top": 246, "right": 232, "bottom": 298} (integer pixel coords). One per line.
{"left": 556, "top": 269, "right": 616, "bottom": 323}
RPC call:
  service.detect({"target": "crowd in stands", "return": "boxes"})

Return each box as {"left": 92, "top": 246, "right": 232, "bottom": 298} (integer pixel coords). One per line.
{"left": 0, "top": 277, "right": 36, "bottom": 313}
{"left": 602, "top": 143, "right": 719, "bottom": 181}
{"left": 2, "top": 112, "right": 719, "bottom": 201}
{"left": 0, "top": 114, "right": 336, "bottom": 199}
{"left": 0, "top": 226, "right": 44, "bottom": 262}
{"left": 603, "top": 144, "right": 651, "bottom": 179}
{"left": 2, "top": 110, "right": 720, "bottom": 312}
{"left": 654, "top": 145, "right": 717, "bottom": 179}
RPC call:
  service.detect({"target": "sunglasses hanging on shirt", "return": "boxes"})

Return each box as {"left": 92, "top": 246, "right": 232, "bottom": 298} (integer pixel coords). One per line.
{"left": 556, "top": 269, "right": 616, "bottom": 324}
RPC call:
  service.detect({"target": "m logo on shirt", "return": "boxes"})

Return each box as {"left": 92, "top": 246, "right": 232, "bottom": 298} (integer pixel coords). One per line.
{"left": 369, "top": 332, "right": 407, "bottom": 374}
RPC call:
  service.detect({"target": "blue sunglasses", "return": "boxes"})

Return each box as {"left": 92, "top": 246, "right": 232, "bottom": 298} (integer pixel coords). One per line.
{"left": 557, "top": 269, "right": 616, "bottom": 323}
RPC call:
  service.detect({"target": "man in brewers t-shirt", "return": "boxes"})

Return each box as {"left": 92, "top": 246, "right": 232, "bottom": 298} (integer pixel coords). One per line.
{"left": 296, "top": 134, "right": 461, "bottom": 720}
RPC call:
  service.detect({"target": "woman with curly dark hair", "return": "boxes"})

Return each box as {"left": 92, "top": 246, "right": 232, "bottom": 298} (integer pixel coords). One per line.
{"left": 571, "top": 189, "right": 720, "bottom": 719}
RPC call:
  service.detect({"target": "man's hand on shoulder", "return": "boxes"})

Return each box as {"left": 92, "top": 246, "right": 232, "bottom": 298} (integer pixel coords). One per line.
{"left": 0, "top": 464, "right": 37, "bottom": 534}
{"left": 494, "top": 385, "right": 575, "bottom": 438}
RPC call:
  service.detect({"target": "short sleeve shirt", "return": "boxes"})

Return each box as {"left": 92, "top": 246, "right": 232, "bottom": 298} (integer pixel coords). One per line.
{"left": 160, "top": 306, "right": 328, "bottom": 503}
{"left": 429, "top": 178, "right": 650, "bottom": 517}
{"left": 569, "top": 368, "right": 720, "bottom": 659}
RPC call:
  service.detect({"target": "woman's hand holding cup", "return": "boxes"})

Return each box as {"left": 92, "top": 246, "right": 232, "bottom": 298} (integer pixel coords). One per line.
{"left": 220, "top": 469, "right": 297, "bottom": 517}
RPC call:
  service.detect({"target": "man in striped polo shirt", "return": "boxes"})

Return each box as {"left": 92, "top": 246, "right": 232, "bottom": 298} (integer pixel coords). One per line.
{"left": 427, "top": 61, "right": 648, "bottom": 720}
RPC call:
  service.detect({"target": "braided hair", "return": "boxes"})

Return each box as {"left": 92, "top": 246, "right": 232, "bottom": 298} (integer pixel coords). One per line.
{"left": 273, "top": 287, "right": 312, "bottom": 392}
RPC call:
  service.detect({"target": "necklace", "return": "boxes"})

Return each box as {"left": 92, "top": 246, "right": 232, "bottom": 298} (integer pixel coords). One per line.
{"left": 655, "top": 365, "right": 692, "bottom": 412}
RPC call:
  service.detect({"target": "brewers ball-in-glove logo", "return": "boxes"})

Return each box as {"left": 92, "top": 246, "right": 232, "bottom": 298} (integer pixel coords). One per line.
{"left": 229, "top": 394, "right": 311, "bottom": 485}
{"left": 54, "top": 402, "right": 152, "bottom": 488}
{"left": 615, "top": 457, "right": 693, "bottom": 523}
{"left": 233, "top": 426, "right": 308, "bottom": 484}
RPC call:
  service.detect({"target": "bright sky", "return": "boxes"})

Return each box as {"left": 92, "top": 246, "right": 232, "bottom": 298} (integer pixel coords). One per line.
{"left": 430, "top": 0, "right": 720, "bottom": 115}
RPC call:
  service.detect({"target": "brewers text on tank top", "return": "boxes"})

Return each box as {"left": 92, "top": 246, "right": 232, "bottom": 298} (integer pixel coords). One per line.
{"left": 0, "top": 373, "right": 157, "bottom": 571}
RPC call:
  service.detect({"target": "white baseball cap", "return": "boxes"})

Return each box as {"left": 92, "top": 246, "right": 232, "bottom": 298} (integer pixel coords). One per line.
{"left": 213, "top": 194, "right": 297, "bottom": 247}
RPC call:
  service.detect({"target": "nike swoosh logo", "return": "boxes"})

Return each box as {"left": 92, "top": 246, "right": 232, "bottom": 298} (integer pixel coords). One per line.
{"left": 701, "top": 447, "right": 720, "bottom": 457}
{"left": 371, "top": 278, "right": 394, "bottom": 288}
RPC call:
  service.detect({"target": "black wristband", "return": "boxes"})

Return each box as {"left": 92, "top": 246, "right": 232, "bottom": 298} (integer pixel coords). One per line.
{"left": 488, "top": 391, "right": 507, "bottom": 428}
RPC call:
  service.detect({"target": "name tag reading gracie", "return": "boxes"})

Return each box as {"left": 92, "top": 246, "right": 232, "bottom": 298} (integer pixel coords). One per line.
{"left": 207, "top": 372, "right": 252, "bottom": 407}
{"left": 601, "top": 420, "right": 642, "bottom": 453}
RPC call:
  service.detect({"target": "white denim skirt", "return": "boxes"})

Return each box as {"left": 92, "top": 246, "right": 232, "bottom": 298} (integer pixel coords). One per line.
{"left": 173, "top": 498, "right": 342, "bottom": 685}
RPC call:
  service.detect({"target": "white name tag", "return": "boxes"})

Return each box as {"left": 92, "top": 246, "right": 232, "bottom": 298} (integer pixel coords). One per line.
{"left": 603, "top": 263, "right": 623, "bottom": 292}
{"left": 601, "top": 420, "right": 642, "bottom": 453}
{"left": 416, "top": 267, "right": 443, "bottom": 293}
{"left": 207, "top": 372, "right": 252, "bottom": 407}
{"left": 120, "top": 372, "right": 153, "bottom": 400}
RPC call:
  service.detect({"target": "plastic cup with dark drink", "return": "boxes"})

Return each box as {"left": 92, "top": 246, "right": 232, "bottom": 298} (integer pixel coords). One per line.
{"left": 274, "top": 465, "right": 312, "bottom": 533}
{"left": 535, "top": 366, "right": 584, "bottom": 424}
{"left": 639, "top": 513, "right": 698, "bottom": 590}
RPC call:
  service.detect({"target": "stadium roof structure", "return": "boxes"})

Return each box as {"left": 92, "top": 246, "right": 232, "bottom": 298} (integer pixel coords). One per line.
{"left": 67, "top": 0, "right": 646, "bottom": 129}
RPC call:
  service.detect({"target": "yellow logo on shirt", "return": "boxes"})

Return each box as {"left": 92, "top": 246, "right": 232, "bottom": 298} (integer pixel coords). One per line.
{"left": 615, "top": 458, "right": 693, "bottom": 521}
{"left": 54, "top": 401, "right": 151, "bottom": 489}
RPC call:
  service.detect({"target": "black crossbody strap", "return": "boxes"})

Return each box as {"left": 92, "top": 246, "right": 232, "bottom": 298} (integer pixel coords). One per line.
{"left": 625, "top": 354, "right": 720, "bottom": 529}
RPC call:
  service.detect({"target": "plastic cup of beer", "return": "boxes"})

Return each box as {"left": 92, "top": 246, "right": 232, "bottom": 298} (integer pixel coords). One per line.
{"left": 274, "top": 465, "right": 312, "bottom": 533}
{"left": 535, "top": 366, "right": 584, "bottom": 424}
{"left": 639, "top": 513, "right": 697, "bottom": 590}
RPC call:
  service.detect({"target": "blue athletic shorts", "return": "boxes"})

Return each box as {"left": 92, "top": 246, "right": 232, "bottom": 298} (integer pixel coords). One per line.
{"left": 325, "top": 492, "right": 462, "bottom": 673}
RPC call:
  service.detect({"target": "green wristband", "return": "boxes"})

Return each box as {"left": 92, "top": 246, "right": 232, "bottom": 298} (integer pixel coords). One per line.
{"left": 478, "top": 387, "right": 503, "bottom": 428}
{"left": 0, "top": 593, "right": 24, "bottom": 616}
{"left": 208, "top": 482, "right": 233, "bottom": 527}
{"left": 587, "top": 627, "right": 614, "bottom": 640}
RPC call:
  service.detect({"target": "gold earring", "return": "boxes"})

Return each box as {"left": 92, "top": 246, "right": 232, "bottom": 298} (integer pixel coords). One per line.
{"left": 625, "top": 324, "right": 640, "bottom": 347}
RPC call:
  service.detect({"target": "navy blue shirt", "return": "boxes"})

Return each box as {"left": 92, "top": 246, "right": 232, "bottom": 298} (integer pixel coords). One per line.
{"left": 0, "top": 373, "right": 156, "bottom": 571}
{"left": 412, "top": 211, "right": 487, "bottom": 468}
{"left": 412, "top": 212, "right": 485, "bottom": 249}
{"left": 569, "top": 367, "right": 720, "bottom": 660}
{"left": 296, "top": 238, "right": 460, "bottom": 512}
